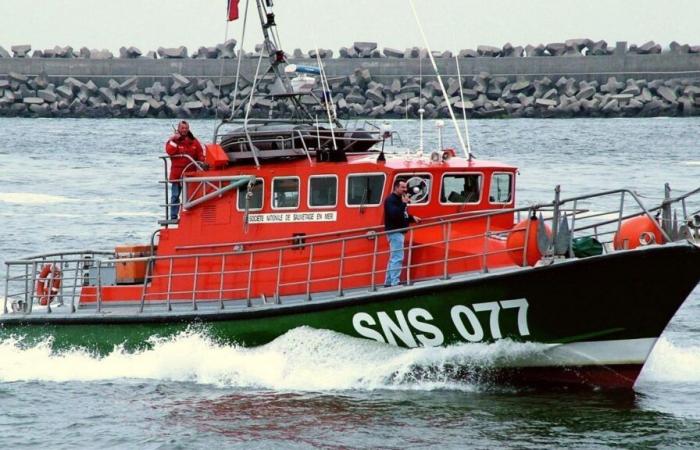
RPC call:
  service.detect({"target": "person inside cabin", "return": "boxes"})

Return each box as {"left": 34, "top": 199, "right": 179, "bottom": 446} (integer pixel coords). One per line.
{"left": 383, "top": 180, "right": 421, "bottom": 287}
{"left": 165, "top": 120, "right": 204, "bottom": 220}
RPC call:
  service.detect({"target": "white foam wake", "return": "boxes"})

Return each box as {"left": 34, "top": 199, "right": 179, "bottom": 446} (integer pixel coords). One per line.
{"left": 639, "top": 337, "right": 700, "bottom": 383}
{"left": 0, "top": 192, "right": 76, "bottom": 205}
{"left": 0, "top": 327, "right": 545, "bottom": 391}
{"left": 1, "top": 329, "right": 697, "bottom": 389}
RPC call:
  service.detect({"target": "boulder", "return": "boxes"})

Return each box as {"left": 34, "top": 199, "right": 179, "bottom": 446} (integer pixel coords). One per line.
{"left": 11, "top": 45, "right": 31, "bottom": 57}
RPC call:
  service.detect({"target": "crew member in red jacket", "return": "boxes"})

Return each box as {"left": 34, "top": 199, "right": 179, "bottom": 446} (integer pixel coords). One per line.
{"left": 165, "top": 121, "right": 204, "bottom": 220}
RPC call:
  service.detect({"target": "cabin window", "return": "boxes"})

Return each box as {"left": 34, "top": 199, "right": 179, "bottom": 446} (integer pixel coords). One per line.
{"left": 236, "top": 178, "right": 264, "bottom": 211}
{"left": 347, "top": 174, "right": 385, "bottom": 206}
{"left": 394, "top": 174, "right": 432, "bottom": 204}
{"left": 309, "top": 176, "right": 337, "bottom": 208}
{"left": 440, "top": 174, "right": 482, "bottom": 204}
{"left": 489, "top": 173, "right": 513, "bottom": 203}
{"left": 272, "top": 177, "right": 300, "bottom": 209}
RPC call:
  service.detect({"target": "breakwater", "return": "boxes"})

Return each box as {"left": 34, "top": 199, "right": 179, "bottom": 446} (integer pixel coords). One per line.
{"left": 1, "top": 41, "right": 700, "bottom": 119}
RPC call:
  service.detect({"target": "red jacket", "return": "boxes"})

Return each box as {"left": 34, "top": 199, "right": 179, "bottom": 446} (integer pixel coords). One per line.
{"left": 165, "top": 134, "right": 204, "bottom": 181}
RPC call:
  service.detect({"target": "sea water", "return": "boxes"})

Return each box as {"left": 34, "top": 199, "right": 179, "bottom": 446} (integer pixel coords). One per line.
{"left": 0, "top": 117, "right": 699, "bottom": 448}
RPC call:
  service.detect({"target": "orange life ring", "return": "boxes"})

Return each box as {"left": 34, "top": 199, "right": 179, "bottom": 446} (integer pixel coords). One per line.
{"left": 36, "top": 264, "right": 62, "bottom": 306}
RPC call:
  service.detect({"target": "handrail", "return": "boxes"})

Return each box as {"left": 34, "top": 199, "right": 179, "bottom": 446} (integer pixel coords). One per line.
{"left": 5, "top": 186, "right": 697, "bottom": 316}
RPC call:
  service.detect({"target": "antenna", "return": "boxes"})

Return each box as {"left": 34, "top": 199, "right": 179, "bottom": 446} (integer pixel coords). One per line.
{"left": 408, "top": 0, "right": 469, "bottom": 159}
{"left": 454, "top": 55, "right": 473, "bottom": 160}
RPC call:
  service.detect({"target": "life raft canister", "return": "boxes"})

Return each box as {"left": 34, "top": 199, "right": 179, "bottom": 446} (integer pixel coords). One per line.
{"left": 613, "top": 215, "right": 664, "bottom": 250}
{"left": 506, "top": 217, "right": 551, "bottom": 267}
{"left": 36, "top": 263, "right": 62, "bottom": 305}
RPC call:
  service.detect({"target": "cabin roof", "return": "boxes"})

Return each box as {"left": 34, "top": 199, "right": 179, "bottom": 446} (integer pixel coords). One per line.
{"left": 216, "top": 152, "right": 517, "bottom": 175}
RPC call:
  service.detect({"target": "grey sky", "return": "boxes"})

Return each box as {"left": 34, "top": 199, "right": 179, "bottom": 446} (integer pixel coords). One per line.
{"left": 1, "top": 0, "right": 697, "bottom": 54}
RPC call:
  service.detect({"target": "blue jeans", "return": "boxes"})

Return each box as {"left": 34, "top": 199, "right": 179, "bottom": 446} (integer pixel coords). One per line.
{"left": 170, "top": 182, "right": 181, "bottom": 220}
{"left": 384, "top": 232, "right": 405, "bottom": 287}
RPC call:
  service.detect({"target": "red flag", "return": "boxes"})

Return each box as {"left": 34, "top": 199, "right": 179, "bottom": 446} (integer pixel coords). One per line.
{"left": 227, "top": 0, "right": 240, "bottom": 21}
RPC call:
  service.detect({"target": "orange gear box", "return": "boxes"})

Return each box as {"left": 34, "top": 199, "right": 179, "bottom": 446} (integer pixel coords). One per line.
{"left": 115, "top": 244, "right": 154, "bottom": 284}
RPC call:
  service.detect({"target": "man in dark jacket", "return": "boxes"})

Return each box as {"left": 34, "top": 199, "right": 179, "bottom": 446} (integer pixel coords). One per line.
{"left": 383, "top": 179, "right": 421, "bottom": 286}
{"left": 165, "top": 121, "right": 204, "bottom": 220}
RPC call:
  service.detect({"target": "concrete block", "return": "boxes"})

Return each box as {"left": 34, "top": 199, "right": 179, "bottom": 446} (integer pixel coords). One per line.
{"left": 126, "top": 46, "right": 143, "bottom": 58}
{"left": 11, "top": 45, "right": 31, "bottom": 57}
{"left": 108, "top": 79, "right": 120, "bottom": 91}
{"left": 91, "top": 49, "right": 114, "bottom": 59}
{"left": 54, "top": 46, "right": 74, "bottom": 58}
{"left": 137, "top": 102, "right": 150, "bottom": 117}
{"left": 38, "top": 90, "right": 58, "bottom": 102}
{"left": 383, "top": 47, "right": 404, "bottom": 58}
{"left": 576, "top": 86, "right": 596, "bottom": 100}
{"left": 217, "top": 39, "right": 237, "bottom": 58}
{"left": 542, "top": 88, "right": 558, "bottom": 100}
{"left": 98, "top": 87, "right": 116, "bottom": 103}
{"left": 404, "top": 47, "right": 420, "bottom": 58}
{"left": 524, "top": 44, "right": 545, "bottom": 57}
{"left": 588, "top": 40, "right": 610, "bottom": 56}
{"left": 31, "top": 50, "right": 44, "bottom": 58}
{"left": 657, "top": 85, "right": 678, "bottom": 103}
{"left": 477, "top": 45, "right": 501, "bottom": 57}
{"left": 147, "top": 97, "right": 164, "bottom": 111}
{"left": 602, "top": 99, "right": 620, "bottom": 113}
{"left": 636, "top": 41, "right": 661, "bottom": 54}
{"left": 78, "top": 47, "right": 90, "bottom": 58}
{"left": 145, "top": 51, "right": 157, "bottom": 59}
{"left": 502, "top": 43, "right": 523, "bottom": 57}
{"left": 56, "top": 85, "right": 74, "bottom": 98}
{"left": 158, "top": 46, "right": 188, "bottom": 58}
{"left": 171, "top": 73, "right": 191, "bottom": 87}
{"left": 9, "top": 72, "right": 28, "bottom": 83}
{"left": 34, "top": 72, "right": 49, "bottom": 89}
{"left": 601, "top": 77, "right": 623, "bottom": 94}
{"left": 510, "top": 80, "right": 532, "bottom": 93}
{"left": 23, "top": 97, "right": 45, "bottom": 105}
{"left": 690, "top": 46, "right": 700, "bottom": 54}
{"left": 458, "top": 48, "right": 478, "bottom": 58}
{"left": 126, "top": 95, "right": 135, "bottom": 110}
{"left": 545, "top": 43, "right": 566, "bottom": 56}
{"left": 292, "top": 48, "right": 304, "bottom": 58}
{"left": 669, "top": 41, "right": 690, "bottom": 54}
{"left": 354, "top": 41, "right": 377, "bottom": 54}
{"left": 0, "top": 46, "right": 10, "bottom": 58}
{"left": 0, "top": 80, "right": 9, "bottom": 89}
{"left": 118, "top": 77, "right": 139, "bottom": 94}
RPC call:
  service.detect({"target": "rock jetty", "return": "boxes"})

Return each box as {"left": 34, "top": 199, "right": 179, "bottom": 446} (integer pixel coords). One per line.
{"left": 1, "top": 39, "right": 699, "bottom": 119}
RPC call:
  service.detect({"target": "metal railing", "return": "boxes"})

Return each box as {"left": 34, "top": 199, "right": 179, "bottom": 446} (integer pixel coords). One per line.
{"left": 4, "top": 185, "right": 699, "bottom": 316}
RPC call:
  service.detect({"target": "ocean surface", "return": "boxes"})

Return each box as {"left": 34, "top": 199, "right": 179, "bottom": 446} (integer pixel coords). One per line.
{"left": 0, "top": 117, "right": 699, "bottom": 449}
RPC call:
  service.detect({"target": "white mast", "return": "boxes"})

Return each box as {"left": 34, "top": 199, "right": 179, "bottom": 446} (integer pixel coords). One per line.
{"left": 408, "top": 0, "right": 469, "bottom": 159}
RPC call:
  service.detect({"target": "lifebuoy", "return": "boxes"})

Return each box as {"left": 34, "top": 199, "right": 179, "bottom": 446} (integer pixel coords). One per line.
{"left": 36, "top": 264, "right": 62, "bottom": 306}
